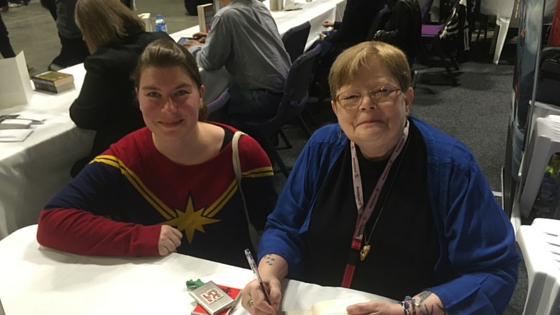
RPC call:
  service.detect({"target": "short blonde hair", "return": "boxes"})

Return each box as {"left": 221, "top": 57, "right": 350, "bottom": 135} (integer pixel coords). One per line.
{"left": 329, "top": 41, "right": 411, "bottom": 100}
{"left": 132, "top": 39, "right": 208, "bottom": 121}
{"left": 75, "top": 0, "right": 145, "bottom": 53}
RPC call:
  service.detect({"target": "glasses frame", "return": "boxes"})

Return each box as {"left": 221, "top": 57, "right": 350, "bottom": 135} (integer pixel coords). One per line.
{"left": 335, "top": 85, "right": 402, "bottom": 110}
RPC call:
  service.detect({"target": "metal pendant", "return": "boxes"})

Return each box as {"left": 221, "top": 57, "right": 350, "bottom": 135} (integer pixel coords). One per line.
{"left": 360, "top": 244, "right": 371, "bottom": 261}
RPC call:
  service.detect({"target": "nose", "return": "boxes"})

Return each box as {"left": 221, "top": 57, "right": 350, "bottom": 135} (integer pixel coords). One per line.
{"left": 359, "top": 93, "right": 376, "bottom": 110}
{"left": 162, "top": 97, "right": 178, "bottom": 113}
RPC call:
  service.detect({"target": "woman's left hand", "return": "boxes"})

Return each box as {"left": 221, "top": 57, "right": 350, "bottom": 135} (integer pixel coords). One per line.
{"left": 347, "top": 300, "right": 403, "bottom": 315}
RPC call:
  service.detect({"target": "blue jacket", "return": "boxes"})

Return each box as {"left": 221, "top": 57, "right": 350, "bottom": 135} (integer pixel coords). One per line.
{"left": 259, "top": 116, "right": 521, "bottom": 314}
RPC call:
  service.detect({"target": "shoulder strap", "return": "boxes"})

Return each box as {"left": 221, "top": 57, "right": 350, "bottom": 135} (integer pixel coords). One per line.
{"left": 232, "top": 131, "right": 261, "bottom": 251}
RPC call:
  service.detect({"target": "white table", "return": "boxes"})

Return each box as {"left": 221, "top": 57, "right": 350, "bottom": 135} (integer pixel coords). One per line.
{"left": 0, "top": 225, "right": 393, "bottom": 314}
{"left": 0, "top": 0, "right": 346, "bottom": 241}
{"left": 172, "top": 0, "right": 347, "bottom": 52}
{"left": 0, "top": 64, "right": 95, "bottom": 240}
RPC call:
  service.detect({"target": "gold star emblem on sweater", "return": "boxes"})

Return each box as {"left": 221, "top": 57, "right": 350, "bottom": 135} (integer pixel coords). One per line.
{"left": 162, "top": 195, "right": 220, "bottom": 243}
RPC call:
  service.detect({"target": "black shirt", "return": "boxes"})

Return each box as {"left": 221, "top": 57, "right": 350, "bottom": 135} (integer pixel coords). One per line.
{"left": 302, "top": 119, "right": 443, "bottom": 300}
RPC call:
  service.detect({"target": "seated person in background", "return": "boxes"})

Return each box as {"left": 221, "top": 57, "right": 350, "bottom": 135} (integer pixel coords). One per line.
{"left": 242, "top": 41, "right": 521, "bottom": 315}
{"left": 314, "top": 0, "right": 385, "bottom": 99}
{"left": 69, "top": 0, "right": 171, "bottom": 177}
{"left": 183, "top": 0, "right": 291, "bottom": 118}
{"left": 320, "top": 0, "right": 385, "bottom": 51}
{"left": 373, "top": 0, "right": 422, "bottom": 67}
{"left": 37, "top": 39, "right": 278, "bottom": 268}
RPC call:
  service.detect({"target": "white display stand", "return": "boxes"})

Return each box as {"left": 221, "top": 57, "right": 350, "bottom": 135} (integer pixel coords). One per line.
{"left": 0, "top": 51, "right": 32, "bottom": 109}
{"left": 519, "top": 114, "right": 560, "bottom": 217}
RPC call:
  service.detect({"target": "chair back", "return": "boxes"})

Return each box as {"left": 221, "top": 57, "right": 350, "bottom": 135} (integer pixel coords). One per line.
{"left": 268, "top": 44, "right": 323, "bottom": 132}
{"left": 281, "top": 21, "right": 312, "bottom": 62}
{"left": 420, "top": 0, "right": 435, "bottom": 22}
{"left": 497, "top": 0, "right": 518, "bottom": 20}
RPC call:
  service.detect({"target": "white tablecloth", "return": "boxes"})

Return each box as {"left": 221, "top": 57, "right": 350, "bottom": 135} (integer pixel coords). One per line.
{"left": 0, "top": 0, "right": 346, "bottom": 240}
{"left": 0, "top": 64, "right": 95, "bottom": 239}
{"left": 0, "top": 225, "right": 393, "bottom": 314}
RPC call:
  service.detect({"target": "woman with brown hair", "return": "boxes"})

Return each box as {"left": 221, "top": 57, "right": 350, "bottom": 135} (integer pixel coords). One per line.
{"left": 37, "top": 39, "right": 277, "bottom": 268}
{"left": 69, "top": 0, "right": 170, "bottom": 177}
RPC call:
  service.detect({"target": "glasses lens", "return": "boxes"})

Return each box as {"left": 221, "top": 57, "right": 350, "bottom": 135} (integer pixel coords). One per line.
{"left": 336, "top": 86, "right": 400, "bottom": 109}
{"left": 338, "top": 94, "right": 361, "bottom": 108}
{"left": 374, "top": 86, "right": 398, "bottom": 104}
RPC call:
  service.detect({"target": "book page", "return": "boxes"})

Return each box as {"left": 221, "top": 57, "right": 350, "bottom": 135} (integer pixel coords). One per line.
{"left": 279, "top": 299, "right": 362, "bottom": 315}
{"left": 311, "top": 299, "right": 353, "bottom": 315}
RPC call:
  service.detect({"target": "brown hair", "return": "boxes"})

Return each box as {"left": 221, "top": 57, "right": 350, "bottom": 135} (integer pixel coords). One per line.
{"left": 329, "top": 41, "right": 411, "bottom": 100}
{"left": 132, "top": 39, "right": 208, "bottom": 121}
{"left": 75, "top": 0, "right": 145, "bottom": 53}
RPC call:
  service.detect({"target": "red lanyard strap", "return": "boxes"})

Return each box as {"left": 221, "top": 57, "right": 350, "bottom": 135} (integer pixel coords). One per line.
{"left": 341, "top": 120, "right": 410, "bottom": 288}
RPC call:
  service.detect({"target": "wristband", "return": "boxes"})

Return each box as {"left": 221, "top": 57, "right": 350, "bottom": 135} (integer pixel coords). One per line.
{"left": 399, "top": 296, "right": 421, "bottom": 315}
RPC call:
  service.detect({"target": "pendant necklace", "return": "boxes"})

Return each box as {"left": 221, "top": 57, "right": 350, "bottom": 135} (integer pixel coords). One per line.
{"left": 350, "top": 121, "right": 410, "bottom": 261}
{"left": 341, "top": 120, "right": 410, "bottom": 288}
{"left": 359, "top": 142, "right": 408, "bottom": 261}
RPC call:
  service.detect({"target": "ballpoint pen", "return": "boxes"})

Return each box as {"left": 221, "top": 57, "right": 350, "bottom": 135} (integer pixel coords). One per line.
{"left": 244, "top": 248, "right": 272, "bottom": 305}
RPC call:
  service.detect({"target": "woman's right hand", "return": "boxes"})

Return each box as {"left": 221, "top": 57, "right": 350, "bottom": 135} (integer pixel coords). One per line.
{"left": 242, "top": 277, "right": 282, "bottom": 315}
{"left": 158, "top": 225, "right": 182, "bottom": 256}
{"left": 322, "top": 20, "right": 334, "bottom": 27}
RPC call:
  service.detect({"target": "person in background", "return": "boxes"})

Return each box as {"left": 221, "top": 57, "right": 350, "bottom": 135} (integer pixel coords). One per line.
{"left": 0, "top": 0, "right": 16, "bottom": 59}
{"left": 374, "top": 0, "right": 422, "bottom": 67}
{"left": 48, "top": 0, "right": 89, "bottom": 71}
{"left": 69, "top": 0, "right": 171, "bottom": 177}
{"left": 242, "top": 41, "right": 521, "bottom": 315}
{"left": 183, "top": 0, "right": 290, "bottom": 118}
{"left": 37, "top": 39, "right": 278, "bottom": 268}
{"left": 313, "top": 0, "right": 385, "bottom": 100}
{"left": 320, "top": 0, "right": 385, "bottom": 50}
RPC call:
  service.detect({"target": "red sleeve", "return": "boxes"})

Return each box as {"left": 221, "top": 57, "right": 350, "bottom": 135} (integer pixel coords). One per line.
{"left": 37, "top": 208, "right": 161, "bottom": 257}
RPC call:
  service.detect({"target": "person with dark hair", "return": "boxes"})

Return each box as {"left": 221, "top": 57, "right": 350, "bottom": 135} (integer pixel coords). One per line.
{"left": 69, "top": 0, "right": 171, "bottom": 177}
{"left": 37, "top": 39, "right": 278, "bottom": 268}
{"left": 241, "top": 41, "right": 520, "bottom": 315}
{"left": 0, "top": 0, "right": 16, "bottom": 59}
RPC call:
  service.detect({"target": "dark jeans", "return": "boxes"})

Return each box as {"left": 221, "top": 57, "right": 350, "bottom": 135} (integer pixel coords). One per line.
{"left": 41, "top": 0, "right": 57, "bottom": 20}
{"left": 228, "top": 84, "right": 282, "bottom": 117}
{"left": 0, "top": 14, "right": 16, "bottom": 58}
{"left": 208, "top": 85, "right": 283, "bottom": 124}
{"left": 184, "top": 0, "right": 213, "bottom": 15}
{"left": 51, "top": 33, "right": 89, "bottom": 68}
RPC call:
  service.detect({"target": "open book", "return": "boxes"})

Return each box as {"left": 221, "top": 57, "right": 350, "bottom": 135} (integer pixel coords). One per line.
{"left": 282, "top": 299, "right": 365, "bottom": 315}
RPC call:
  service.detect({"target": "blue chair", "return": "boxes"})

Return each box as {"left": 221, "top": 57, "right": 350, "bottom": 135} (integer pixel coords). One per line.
{"left": 282, "top": 21, "right": 311, "bottom": 63}
{"left": 231, "top": 44, "right": 323, "bottom": 178}
{"left": 207, "top": 89, "right": 231, "bottom": 122}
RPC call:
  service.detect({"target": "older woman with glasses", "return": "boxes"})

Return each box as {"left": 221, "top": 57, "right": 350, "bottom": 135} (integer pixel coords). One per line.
{"left": 241, "top": 41, "right": 521, "bottom": 315}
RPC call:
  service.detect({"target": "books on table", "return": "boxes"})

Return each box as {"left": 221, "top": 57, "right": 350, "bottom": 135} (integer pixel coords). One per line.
{"left": 31, "top": 71, "right": 75, "bottom": 94}
{"left": 197, "top": 3, "right": 215, "bottom": 33}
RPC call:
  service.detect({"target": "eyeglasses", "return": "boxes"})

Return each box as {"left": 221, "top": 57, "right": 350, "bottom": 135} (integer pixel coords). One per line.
{"left": 335, "top": 85, "right": 402, "bottom": 109}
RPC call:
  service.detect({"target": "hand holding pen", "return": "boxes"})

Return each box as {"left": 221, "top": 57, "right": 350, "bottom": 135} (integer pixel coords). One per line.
{"left": 242, "top": 249, "right": 282, "bottom": 315}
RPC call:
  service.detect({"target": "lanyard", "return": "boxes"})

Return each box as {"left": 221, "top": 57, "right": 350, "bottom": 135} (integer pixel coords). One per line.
{"left": 341, "top": 120, "right": 410, "bottom": 288}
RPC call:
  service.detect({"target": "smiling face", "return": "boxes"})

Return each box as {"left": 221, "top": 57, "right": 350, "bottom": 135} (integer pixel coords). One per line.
{"left": 137, "top": 66, "right": 205, "bottom": 143}
{"left": 331, "top": 56, "right": 413, "bottom": 160}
